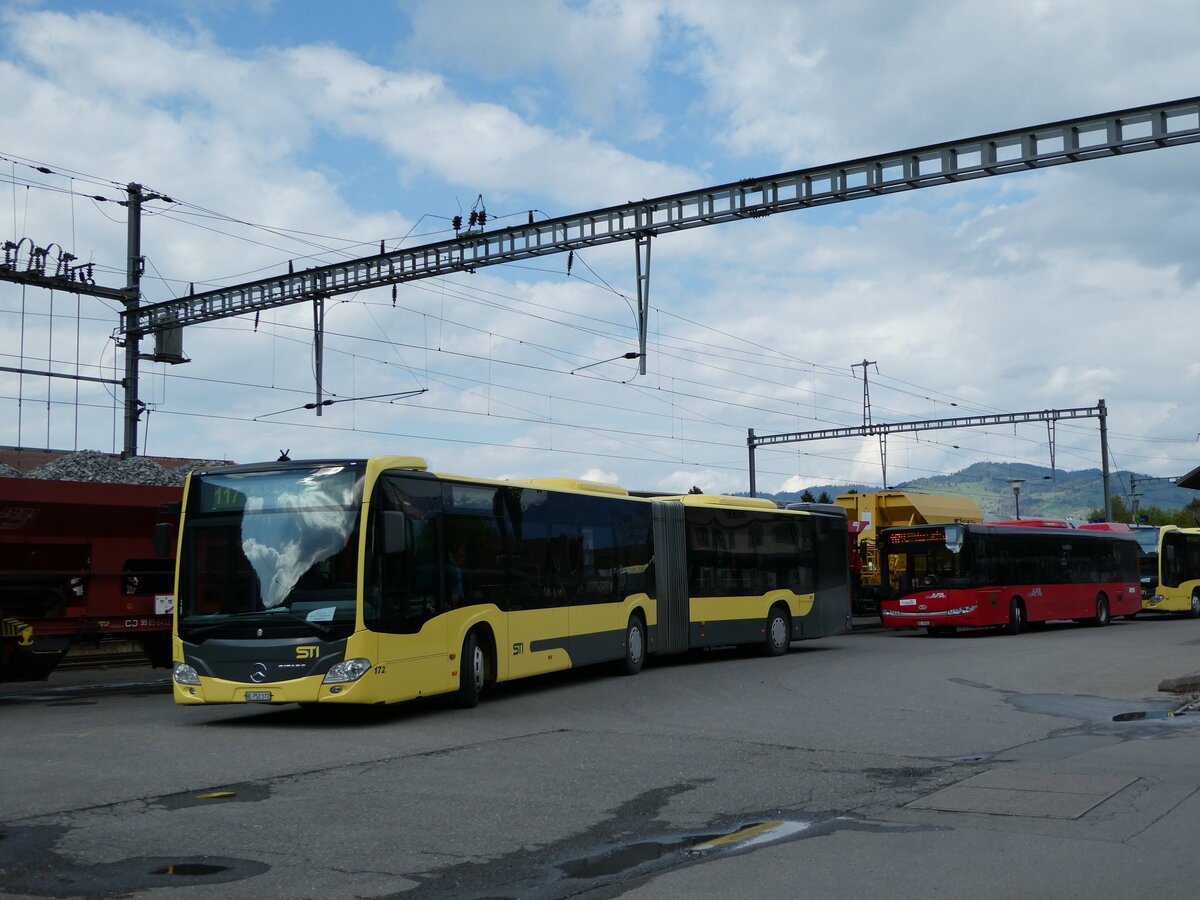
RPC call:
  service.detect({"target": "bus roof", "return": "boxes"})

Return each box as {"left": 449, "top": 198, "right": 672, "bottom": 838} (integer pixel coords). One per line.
{"left": 662, "top": 494, "right": 780, "bottom": 510}
{"left": 881, "top": 521, "right": 1138, "bottom": 541}
{"left": 988, "top": 518, "right": 1073, "bottom": 528}
{"left": 514, "top": 477, "right": 630, "bottom": 496}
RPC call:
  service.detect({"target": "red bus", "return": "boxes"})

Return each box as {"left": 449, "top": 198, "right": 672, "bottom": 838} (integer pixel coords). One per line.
{"left": 877, "top": 521, "right": 1140, "bottom": 634}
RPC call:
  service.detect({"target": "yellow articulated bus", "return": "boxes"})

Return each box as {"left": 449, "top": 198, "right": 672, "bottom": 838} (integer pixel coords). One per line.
{"left": 1143, "top": 526, "right": 1200, "bottom": 618}
{"left": 171, "top": 456, "right": 851, "bottom": 707}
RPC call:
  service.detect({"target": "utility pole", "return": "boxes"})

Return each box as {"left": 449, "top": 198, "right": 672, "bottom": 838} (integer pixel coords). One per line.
{"left": 852, "top": 359, "right": 876, "bottom": 426}
{"left": 121, "top": 184, "right": 145, "bottom": 458}
{"left": 851, "top": 359, "right": 885, "bottom": 487}
{"left": 1099, "top": 399, "right": 1111, "bottom": 522}
{"left": 116, "top": 182, "right": 183, "bottom": 456}
{"left": 1129, "top": 473, "right": 1182, "bottom": 523}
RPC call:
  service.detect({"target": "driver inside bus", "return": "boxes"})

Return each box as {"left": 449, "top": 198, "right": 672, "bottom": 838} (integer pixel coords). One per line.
{"left": 446, "top": 541, "right": 466, "bottom": 609}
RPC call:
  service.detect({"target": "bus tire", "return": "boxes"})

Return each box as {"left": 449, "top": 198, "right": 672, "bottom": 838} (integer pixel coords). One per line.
{"left": 454, "top": 631, "right": 487, "bottom": 708}
{"left": 1091, "top": 594, "right": 1111, "bottom": 627}
{"left": 1004, "top": 598, "right": 1024, "bottom": 635}
{"left": 763, "top": 605, "right": 791, "bottom": 656}
{"left": 1189, "top": 591, "right": 1200, "bottom": 619}
{"left": 618, "top": 614, "right": 646, "bottom": 676}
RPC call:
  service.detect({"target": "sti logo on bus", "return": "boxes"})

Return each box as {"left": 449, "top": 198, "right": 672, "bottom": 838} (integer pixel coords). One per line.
{"left": 296, "top": 646, "right": 319, "bottom": 659}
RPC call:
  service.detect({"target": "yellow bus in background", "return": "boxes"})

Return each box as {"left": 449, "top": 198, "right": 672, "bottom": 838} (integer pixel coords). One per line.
{"left": 1143, "top": 526, "right": 1200, "bottom": 618}
{"left": 171, "top": 456, "right": 850, "bottom": 708}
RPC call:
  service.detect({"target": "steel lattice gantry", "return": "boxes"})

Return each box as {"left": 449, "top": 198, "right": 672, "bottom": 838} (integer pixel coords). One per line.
{"left": 106, "top": 96, "right": 1200, "bottom": 460}
{"left": 747, "top": 401, "right": 1115, "bottom": 519}
{"left": 127, "top": 96, "right": 1200, "bottom": 341}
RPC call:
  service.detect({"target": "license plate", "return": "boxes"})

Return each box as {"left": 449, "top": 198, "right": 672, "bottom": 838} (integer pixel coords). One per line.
{"left": 917, "top": 620, "right": 930, "bottom": 627}
{"left": 244, "top": 691, "right": 273, "bottom": 702}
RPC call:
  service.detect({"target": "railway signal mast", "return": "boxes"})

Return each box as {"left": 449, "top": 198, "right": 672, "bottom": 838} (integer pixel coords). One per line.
{"left": 0, "top": 183, "right": 181, "bottom": 458}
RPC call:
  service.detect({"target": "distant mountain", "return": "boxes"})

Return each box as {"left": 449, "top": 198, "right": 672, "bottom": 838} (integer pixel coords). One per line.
{"left": 754, "top": 462, "right": 1196, "bottom": 520}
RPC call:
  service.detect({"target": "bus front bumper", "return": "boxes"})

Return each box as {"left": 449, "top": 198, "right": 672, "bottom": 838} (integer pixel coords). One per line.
{"left": 172, "top": 673, "right": 368, "bottom": 705}
{"left": 880, "top": 605, "right": 979, "bottom": 626}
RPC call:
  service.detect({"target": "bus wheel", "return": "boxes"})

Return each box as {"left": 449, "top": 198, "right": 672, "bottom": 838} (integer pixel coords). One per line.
{"left": 618, "top": 614, "right": 646, "bottom": 676}
{"left": 763, "top": 606, "right": 791, "bottom": 656}
{"left": 454, "top": 631, "right": 487, "bottom": 708}
{"left": 1190, "top": 592, "right": 1200, "bottom": 619}
{"left": 1004, "top": 598, "right": 1024, "bottom": 635}
{"left": 1092, "top": 595, "right": 1111, "bottom": 627}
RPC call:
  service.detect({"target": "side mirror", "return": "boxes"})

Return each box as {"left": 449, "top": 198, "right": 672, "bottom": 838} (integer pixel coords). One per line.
{"left": 154, "top": 522, "right": 174, "bottom": 558}
{"left": 381, "top": 510, "right": 407, "bottom": 554}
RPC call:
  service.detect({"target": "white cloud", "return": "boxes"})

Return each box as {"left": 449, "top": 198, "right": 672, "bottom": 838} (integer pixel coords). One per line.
{"left": 402, "top": 0, "right": 663, "bottom": 127}
{"left": 276, "top": 43, "right": 696, "bottom": 209}
{"left": 579, "top": 467, "right": 620, "bottom": 484}
{"left": 668, "top": 0, "right": 1200, "bottom": 164}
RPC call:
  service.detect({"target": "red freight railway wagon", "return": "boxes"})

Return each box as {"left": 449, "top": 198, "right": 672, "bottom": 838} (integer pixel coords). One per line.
{"left": 0, "top": 477, "right": 180, "bottom": 680}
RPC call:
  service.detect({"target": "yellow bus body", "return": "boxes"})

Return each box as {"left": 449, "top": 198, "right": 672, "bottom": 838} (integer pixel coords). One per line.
{"left": 174, "top": 592, "right": 659, "bottom": 705}
{"left": 1144, "top": 526, "right": 1200, "bottom": 617}
{"left": 172, "top": 456, "right": 847, "bottom": 707}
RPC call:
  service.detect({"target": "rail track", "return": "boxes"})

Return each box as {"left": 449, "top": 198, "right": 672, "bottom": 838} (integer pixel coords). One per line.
{"left": 57, "top": 650, "right": 151, "bottom": 671}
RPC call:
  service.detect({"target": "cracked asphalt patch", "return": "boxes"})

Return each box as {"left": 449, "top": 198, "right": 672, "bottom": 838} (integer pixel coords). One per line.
{"left": 377, "top": 786, "right": 932, "bottom": 900}
{"left": 1, "top": 726, "right": 960, "bottom": 899}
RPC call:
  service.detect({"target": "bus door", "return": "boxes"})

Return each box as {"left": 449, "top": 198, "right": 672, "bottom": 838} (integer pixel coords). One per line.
{"left": 504, "top": 500, "right": 570, "bottom": 678}
{"left": 567, "top": 520, "right": 624, "bottom": 667}
{"left": 367, "top": 474, "right": 450, "bottom": 698}
{"left": 652, "top": 500, "right": 689, "bottom": 654}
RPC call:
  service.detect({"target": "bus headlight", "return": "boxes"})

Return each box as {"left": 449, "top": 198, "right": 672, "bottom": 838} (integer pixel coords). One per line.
{"left": 323, "top": 658, "right": 372, "bottom": 684}
{"left": 173, "top": 662, "right": 201, "bottom": 686}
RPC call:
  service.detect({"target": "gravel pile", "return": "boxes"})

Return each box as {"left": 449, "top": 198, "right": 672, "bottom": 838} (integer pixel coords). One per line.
{"left": 4, "top": 452, "right": 233, "bottom": 485}
{"left": 21, "top": 450, "right": 228, "bottom": 486}
{"left": 175, "top": 460, "right": 230, "bottom": 477}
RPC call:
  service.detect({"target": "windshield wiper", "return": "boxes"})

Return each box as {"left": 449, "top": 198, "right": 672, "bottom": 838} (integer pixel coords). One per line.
{"left": 181, "top": 609, "right": 333, "bottom": 640}
{"left": 267, "top": 609, "right": 334, "bottom": 636}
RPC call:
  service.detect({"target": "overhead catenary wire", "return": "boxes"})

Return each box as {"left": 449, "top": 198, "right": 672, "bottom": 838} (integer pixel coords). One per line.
{"left": 0, "top": 151, "right": 1184, "bottom": 487}
{"left": 0, "top": 151, "right": 1093, "bottom": 433}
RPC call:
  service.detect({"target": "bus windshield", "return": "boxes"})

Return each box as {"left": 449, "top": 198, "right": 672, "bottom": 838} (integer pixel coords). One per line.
{"left": 882, "top": 524, "right": 973, "bottom": 597}
{"left": 177, "top": 465, "right": 364, "bottom": 638}
{"left": 1132, "top": 526, "right": 1160, "bottom": 555}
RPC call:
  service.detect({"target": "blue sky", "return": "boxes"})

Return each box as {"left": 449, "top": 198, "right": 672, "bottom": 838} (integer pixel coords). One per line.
{"left": 1, "top": 1, "right": 1199, "bottom": 497}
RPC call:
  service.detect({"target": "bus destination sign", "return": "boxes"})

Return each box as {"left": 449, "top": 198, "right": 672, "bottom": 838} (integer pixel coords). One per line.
{"left": 883, "top": 527, "right": 948, "bottom": 548}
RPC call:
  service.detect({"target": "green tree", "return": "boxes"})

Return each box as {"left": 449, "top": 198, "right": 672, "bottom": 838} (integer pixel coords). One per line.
{"left": 818, "top": 491, "right": 832, "bottom": 504}
{"left": 800, "top": 489, "right": 816, "bottom": 503}
{"left": 1085, "top": 495, "right": 1131, "bottom": 523}
{"left": 1170, "top": 498, "right": 1200, "bottom": 527}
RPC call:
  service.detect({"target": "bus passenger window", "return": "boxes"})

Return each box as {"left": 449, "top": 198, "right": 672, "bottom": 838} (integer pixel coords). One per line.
{"left": 442, "top": 514, "right": 507, "bottom": 610}
{"left": 382, "top": 518, "right": 439, "bottom": 632}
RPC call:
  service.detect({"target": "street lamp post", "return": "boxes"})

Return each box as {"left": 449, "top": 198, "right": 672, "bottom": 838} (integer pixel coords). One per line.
{"left": 1008, "top": 478, "right": 1026, "bottom": 520}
